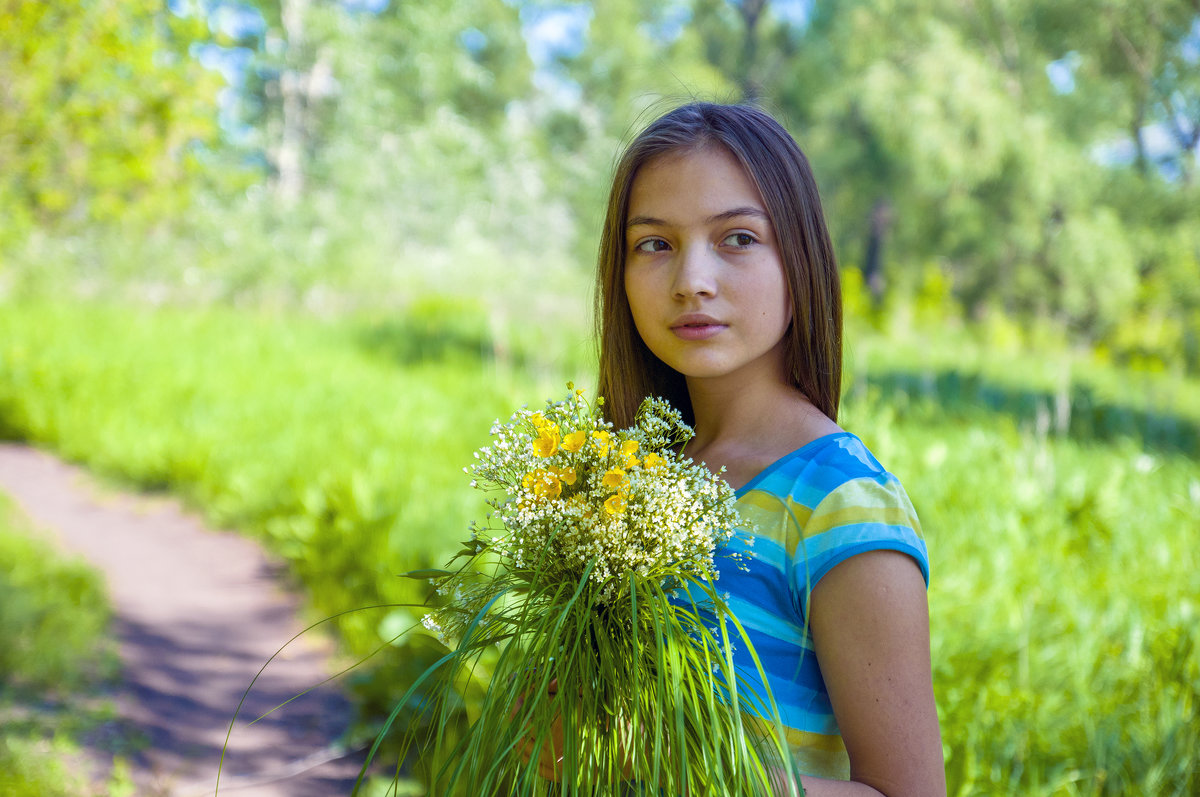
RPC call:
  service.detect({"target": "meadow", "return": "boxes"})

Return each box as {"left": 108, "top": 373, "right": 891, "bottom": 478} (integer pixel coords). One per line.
{"left": 0, "top": 295, "right": 1197, "bottom": 795}
{"left": 0, "top": 490, "right": 133, "bottom": 797}
{"left": 6, "top": 2, "right": 1199, "bottom": 794}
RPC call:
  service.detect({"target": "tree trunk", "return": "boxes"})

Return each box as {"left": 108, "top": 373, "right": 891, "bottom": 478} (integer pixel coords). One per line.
{"left": 736, "top": 0, "right": 767, "bottom": 102}
{"left": 862, "top": 198, "right": 892, "bottom": 306}
{"left": 276, "top": 0, "right": 309, "bottom": 204}
{"left": 1131, "top": 98, "right": 1147, "bottom": 176}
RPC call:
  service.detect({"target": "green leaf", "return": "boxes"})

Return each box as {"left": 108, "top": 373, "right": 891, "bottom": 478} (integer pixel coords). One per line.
{"left": 398, "top": 568, "right": 457, "bottom": 580}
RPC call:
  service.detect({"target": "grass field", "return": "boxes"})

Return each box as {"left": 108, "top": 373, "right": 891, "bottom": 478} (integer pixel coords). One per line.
{"left": 0, "top": 491, "right": 133, "bottom": 797}
{"left": 1, "top": 297, "right": 1196, "bottom": 795}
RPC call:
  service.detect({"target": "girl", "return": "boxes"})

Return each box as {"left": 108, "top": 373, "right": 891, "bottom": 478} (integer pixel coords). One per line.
{"left": 591, "top": 102, "right": 946, "bottom": 796}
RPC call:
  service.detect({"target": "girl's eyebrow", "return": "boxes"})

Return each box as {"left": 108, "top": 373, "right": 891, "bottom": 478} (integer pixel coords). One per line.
{"left": 625, "top": 206, "right": 770, "bottom": 230}
{"left": 708, "top": 207, "right": 770, "bottom": 225}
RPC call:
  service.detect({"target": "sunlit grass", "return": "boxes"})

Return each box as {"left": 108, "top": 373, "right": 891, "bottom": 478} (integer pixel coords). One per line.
{"left": 0, "top": 297, "right": 1196, "bottom": 794}
{"left": 0, "top": 492, "right": 133, "bottom": 797}
{"left": 840, "top": 397, "right": 1200, "bottom": 795}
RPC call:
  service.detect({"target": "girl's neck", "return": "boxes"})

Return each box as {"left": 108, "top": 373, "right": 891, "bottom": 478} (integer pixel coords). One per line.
{"left": 683, "top": 373, "right": 842, "bottom": 490}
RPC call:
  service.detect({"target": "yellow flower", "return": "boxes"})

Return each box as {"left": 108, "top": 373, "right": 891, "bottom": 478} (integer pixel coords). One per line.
{"left": 555, "top": 466, "right": 577, "bottom": 486}
{"left": 567, "top": 492, "right": 595, "bottom": 519}
{"left": 604, "top": 492, "right": 627, "bottom": 516}
{"left": 531, "top": 469, "right": 562, "bottom": 500}
{"left": 522, "top": 468, "right": 563, "bottom": 499}
{"left": 602, "top": 467, "right": 626, "bottom": 490}
{"left": 592, "top": 430, "right": 612, "bottom": 457}
{"left": 562, "top": 430, "right": 586, "bottom": 453}
{"left": 619, "top": 439, "right": 640, "bottom": 468}
{"left": 532, "top": 429, "right": 560, "bottom": 458}
{"left": 531, "top": 412, "right": 560, "bottom": 435}
{"left": 642, "top": 452, "right": 664, "bottom": 469}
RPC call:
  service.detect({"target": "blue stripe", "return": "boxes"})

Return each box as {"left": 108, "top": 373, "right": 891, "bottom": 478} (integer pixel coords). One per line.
{"left": 684, "top": 433, "right": 929, "bottom": 763}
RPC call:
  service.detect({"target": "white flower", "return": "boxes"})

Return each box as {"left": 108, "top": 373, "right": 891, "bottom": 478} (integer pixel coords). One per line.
{"left": 455, "top": 387, "right": 743, "bottom": 613}
{"left": 422, "top": 613, "right": 449, "bottom": 645}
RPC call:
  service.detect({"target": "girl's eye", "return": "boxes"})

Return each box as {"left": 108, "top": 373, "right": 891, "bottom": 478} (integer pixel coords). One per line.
{"left": 633, "top": 238, "right": 670, "bottom": 253}
{"left": 722, "top": 232, "right": 756, "bottom": 247}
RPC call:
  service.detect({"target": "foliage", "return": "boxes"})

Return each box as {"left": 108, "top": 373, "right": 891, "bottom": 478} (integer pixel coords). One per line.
{"left": 840, "top": 316, "right": 1200, "bottom": 458}
{"left": 1, "top": 298, "right": 1197, "bottom": 794}
{"left": 3, "top": 0, "right": 1197, "bottom": 369}
{"left": 1037, "top": 0, "right": 1200, "bottom": 181}
{"left": 0, "top": 0, "right": 220, "bottom": 243}
{"left": 0, "top": 736, "right": 122, "bottom": 797}
{"left": 725, "top": 0, "right": 1200, "bottom": 355}
{"left": 221, "top": 0, "right": 535, "bottom": 200}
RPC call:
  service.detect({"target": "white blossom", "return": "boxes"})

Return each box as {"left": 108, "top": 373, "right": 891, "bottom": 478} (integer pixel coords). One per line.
{"left": 423, "top": 388, "right": 749, "bottom": 645}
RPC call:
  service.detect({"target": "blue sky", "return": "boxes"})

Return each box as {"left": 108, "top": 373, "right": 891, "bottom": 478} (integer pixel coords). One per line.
{"left": 520, "top": 0, "right": 814, "bottom": 68}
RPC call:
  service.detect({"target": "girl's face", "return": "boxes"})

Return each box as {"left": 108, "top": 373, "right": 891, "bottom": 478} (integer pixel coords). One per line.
{"left": 623, "top": 146, "right": 792, "bottom": 386}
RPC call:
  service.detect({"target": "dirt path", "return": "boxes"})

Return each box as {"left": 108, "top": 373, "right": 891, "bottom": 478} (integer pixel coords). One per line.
{"left": 0, "top": 444, "right": 369, "bottom": 796}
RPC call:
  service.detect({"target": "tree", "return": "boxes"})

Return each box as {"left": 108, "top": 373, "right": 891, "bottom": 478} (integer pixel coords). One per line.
{"left": 0, "top": 0, "right": 221, "bottom": 240}
{"left": 1030, "top": 0, "right": 1200, "bottom": 183}
{"left": 515, "top": 0, "right": 736, "bottom": 263}
{"left": 225, "top": 0, "right": 534, "bottom": 202}
{"left": 758, "top": 0, "right": 1197, "bottom": 344}
{"left": 687, "top": 0, "right": 800, "bottom": 103}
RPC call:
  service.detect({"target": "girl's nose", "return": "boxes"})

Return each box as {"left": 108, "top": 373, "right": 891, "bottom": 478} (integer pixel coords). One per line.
{"left": 671, "top": 243, "right": 717, "bottom": 299}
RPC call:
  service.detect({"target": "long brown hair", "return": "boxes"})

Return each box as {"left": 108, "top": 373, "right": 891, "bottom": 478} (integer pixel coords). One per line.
{"left": 595, "top": 102, "right": 843, "bottom": 429}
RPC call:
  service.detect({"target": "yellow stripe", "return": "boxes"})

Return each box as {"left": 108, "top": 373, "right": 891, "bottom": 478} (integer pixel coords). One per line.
{"left": 739, "top": 490, "right": 809, "bottom": 523}
{"left": 804, "top": 503, "right": 914, "bottom": 537}
{"left": 739, "top": 491, "right": 812, "bottom": 552}
{"left": 797, "top": 479, "right": 921, "bottom": 539}
{"left": 742, "top": 715, "right": 851, "bottom": 780}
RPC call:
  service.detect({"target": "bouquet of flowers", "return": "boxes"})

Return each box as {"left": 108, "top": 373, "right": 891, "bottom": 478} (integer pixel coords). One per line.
{"left": 372, "top": 386, "right": 795, "bottom": 795}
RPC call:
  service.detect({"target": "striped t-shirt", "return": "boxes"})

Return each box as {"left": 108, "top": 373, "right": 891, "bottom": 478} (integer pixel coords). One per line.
{"left": 698, "top": 432, "right": 929, "bottom": 779}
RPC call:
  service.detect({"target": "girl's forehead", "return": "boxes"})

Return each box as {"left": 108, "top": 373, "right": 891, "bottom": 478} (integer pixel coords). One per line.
{"left": 626, "top": 146, "right": 765, "bottom": 220}
{"left": 636, "top": 144, "right": 742, "bottom": 181}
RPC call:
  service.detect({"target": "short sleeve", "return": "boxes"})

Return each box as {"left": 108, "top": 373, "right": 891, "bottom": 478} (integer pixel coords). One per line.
{"left": 788, "top": 474, "right": 929, "bottom": 621}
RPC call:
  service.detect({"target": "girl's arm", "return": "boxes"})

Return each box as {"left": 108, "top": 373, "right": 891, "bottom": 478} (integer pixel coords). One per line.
{"left": 800, "top": 549, "right": 946, "bottom": 797}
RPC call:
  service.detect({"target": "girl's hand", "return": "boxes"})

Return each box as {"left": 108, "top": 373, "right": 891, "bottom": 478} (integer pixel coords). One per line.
{"left": 514, "top": 679, "right": 565, "bottom": 781}
{"left": 513, "top": 679, "right": 642, "bottom": 783}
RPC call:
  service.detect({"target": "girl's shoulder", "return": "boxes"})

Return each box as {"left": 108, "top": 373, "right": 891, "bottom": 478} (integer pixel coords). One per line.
{"left": 736, "top": 431, "right": 889, "bottom": 499}
{"left": 737, "top": 433, "right": 931, "bottom": 590}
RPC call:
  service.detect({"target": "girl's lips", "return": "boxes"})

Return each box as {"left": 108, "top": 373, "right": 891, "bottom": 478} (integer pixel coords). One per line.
{"left": 671, "top": 322, "right": 727, "bottom": 341}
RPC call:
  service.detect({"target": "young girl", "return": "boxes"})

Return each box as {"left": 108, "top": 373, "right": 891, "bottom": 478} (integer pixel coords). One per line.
{"left": 592, "top": 102, "right": 946, "bottom": 796}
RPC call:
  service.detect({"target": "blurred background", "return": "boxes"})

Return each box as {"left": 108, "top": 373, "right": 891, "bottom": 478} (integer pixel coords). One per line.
{"left": 0, "top": 0, "right": 1197, "bottom": 794}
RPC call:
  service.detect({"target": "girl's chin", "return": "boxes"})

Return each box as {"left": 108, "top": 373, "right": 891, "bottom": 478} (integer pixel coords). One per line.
{"left": 664, "top": 354, "right": 785, "bottom": 384}
{"left": 667, "top": 361, "right": 744, "bottom": 381}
